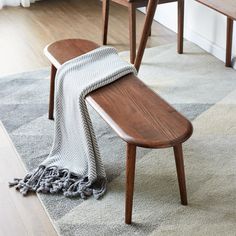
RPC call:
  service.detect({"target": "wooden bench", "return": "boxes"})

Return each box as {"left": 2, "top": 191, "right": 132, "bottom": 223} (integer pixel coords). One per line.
{"left": 196, "top": 0, "right": 236, "bottom": 67}
{"left": 44, "top": 39, "right": 193, "bottom": 224}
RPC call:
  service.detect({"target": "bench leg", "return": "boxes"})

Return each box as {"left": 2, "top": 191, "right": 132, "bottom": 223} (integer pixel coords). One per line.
{"left": 146, "top": 7, "right": 152, "bottom": 36}
{"left": 48, "top": 64, "right": 57, "bottom": 120}
{"left": 102, "top": 0, "right": 110, "bottom": 45}
{"left": 125, "top": 143, "right": 137, "bottom": 224}
{"left": 226, "top": 17, "right": 233, "bottom": 67}
{"left": 173, "top": 144, "right": 188, "bottom": 205}
{"left": 134, "top": 0, "right": 158, "bottom": 71}
{"left": 178, "top": 0, "right": 184, "bottom": 54}
{"left": 129, "top": 3, "right": 136, "bottom": 64}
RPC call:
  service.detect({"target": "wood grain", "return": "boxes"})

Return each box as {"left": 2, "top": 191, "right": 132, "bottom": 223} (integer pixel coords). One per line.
{"left": 87, "top": 73, "right": 193, "bottom": 148}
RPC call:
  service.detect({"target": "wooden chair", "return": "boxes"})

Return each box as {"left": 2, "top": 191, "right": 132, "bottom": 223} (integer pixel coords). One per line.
{"left": 102, "top": 0, "right": 184, "bottom": 64}
{"left": 44, "top": 38, "right": 193, "bottom": 224}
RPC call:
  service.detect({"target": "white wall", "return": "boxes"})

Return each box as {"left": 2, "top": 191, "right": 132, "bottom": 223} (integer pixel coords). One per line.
{"left": 141, "top": 0, "right": 236, "bottom": 67}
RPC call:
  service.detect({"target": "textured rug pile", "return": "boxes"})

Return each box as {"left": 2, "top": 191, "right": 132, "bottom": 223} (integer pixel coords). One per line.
{"left": 1, "top": 41, "right": 236, "bottom": 235}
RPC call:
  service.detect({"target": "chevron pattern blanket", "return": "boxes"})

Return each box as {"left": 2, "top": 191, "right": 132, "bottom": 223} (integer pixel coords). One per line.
{"left": 10, "top": 47, "right": 136, "bottom": 199}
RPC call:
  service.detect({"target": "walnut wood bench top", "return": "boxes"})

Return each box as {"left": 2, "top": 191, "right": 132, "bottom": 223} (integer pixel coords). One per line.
{"left": 196, "top": 0, "right": 236, "bottom": 20}
{"left": 45, "top": 39, "right": 193, "bottom": 148}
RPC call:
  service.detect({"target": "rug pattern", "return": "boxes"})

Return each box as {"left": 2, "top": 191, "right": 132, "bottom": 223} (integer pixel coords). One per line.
{"left": 0, "top": 42, "right": 236, "bottom": 235}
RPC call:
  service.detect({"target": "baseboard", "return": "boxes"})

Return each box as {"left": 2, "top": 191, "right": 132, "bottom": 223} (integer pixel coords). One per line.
{"left": 185, "top": 27, "right": 225, "bottom": 61}
{"left": 182, "top": 26, "right": 236, "bottom": 69}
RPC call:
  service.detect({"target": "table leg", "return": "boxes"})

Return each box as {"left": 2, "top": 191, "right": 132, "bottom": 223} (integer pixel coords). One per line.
{"left": 226, "top": 17, "right": 233, "bottom": 67}
{"left": 102, "top": 0, "right": 110, "bottom": 45}
{"left": 178, "top": 0, "right": 184, "bottom": 54}
{"left": 129, "top": 3, "right": 136, "bottom": 64}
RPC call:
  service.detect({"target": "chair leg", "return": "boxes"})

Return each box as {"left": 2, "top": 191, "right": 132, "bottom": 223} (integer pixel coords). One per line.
{"left": 102, "top": 0, "right": 110, "bottom": 45}
{"left": 226, "top": 17, "right": 233, "bottom": 67}
{"left": 128, "top": 3, "right": 136, "bottom": 64}
{"left": 48, "top": 64, "right": 57, "bottom": 120}
{"left": 173, "top": 144, "right": 188, "bottom": 205}
{"left": 134, "top": 0, "right": 158, "bottom": 71}
{"left": 178, "top": 0, "right": 184, "bottom": 54}
{"left": 125, "top": 143, "right": 137, "bottom": 224}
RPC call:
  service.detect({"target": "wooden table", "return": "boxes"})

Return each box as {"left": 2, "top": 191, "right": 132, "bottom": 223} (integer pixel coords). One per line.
{"left": 195, "top": 0, "right": 236, "bottom": 67}
{"left": 134, "top": 0, "right": 236, "bottom": 69}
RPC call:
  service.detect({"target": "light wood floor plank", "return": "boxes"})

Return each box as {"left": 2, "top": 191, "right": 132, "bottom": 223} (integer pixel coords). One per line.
{"left": 0, "top": 122, "right": 58, "bottom": 236}
{"left": 0, "top": 0, "right": 176, "bottom": 76}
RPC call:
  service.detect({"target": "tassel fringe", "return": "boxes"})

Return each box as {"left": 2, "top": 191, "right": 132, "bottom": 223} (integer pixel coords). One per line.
{"left": 9, "top": 166, "right": 107, "bottom": 200}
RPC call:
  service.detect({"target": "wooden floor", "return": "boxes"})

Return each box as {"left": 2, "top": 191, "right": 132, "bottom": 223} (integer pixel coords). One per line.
{"left": 0, "top": 0, "right": 176, "bottom": 235}
{"left": 0, "top": 122, "right": 57, "bottom": 236}
{"left": 0, "top": 0, "right": 176, "bottom": 76}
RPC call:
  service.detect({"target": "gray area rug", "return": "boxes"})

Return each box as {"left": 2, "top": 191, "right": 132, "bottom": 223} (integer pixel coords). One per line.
{"left": 1, "top": 41, "right": 236, "bottom": 235}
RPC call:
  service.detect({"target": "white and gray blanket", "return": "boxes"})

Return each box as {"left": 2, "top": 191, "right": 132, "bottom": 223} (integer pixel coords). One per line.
{"left": 10, "top": 47, "right": 136, "bottom": 199}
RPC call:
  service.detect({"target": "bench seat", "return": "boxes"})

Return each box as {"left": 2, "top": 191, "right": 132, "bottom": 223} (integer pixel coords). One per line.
{"left": 87, "top": 74, "right": 192, "bottom": 148}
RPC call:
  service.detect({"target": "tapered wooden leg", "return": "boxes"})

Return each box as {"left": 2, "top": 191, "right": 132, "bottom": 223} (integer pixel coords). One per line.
{"left": 178, "top": 0, "right": 184, "bottom": 54}
{"left": 146, "top": 7, "right": 152, "bottom": 36}
{"left": 125, "top": 143, "right": 137, "bottom": 224}
{"left": 226, "top": 17, "right": 233, "bottom": 67}
{"left": 102, "top": 0, "right": 110, "bottom": 45}
{"left": 173, "top": 144, "right": 187, "bottom": 205}
{"left": 129, "top": 4, "right": 136, "bottom": 64}
{"left": 48, "top": 64, "right": 57, "bottom": 120}
{"left": 134, "top": 0, "right": 158, "bottom": 71}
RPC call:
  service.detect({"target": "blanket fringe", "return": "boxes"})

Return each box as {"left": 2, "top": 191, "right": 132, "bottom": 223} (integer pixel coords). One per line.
{"left": 9, "top": 166, "right": 106, "bottom": 200}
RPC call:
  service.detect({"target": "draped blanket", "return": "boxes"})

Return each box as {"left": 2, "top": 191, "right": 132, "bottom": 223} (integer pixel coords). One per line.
{"left": 10, "top": 47, "right": 136, "bottom": 199}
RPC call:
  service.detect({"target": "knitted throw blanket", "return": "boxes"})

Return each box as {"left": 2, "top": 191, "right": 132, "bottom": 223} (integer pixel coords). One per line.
{"left": 10, "top": 47, "right": 136, "bottom": 199}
